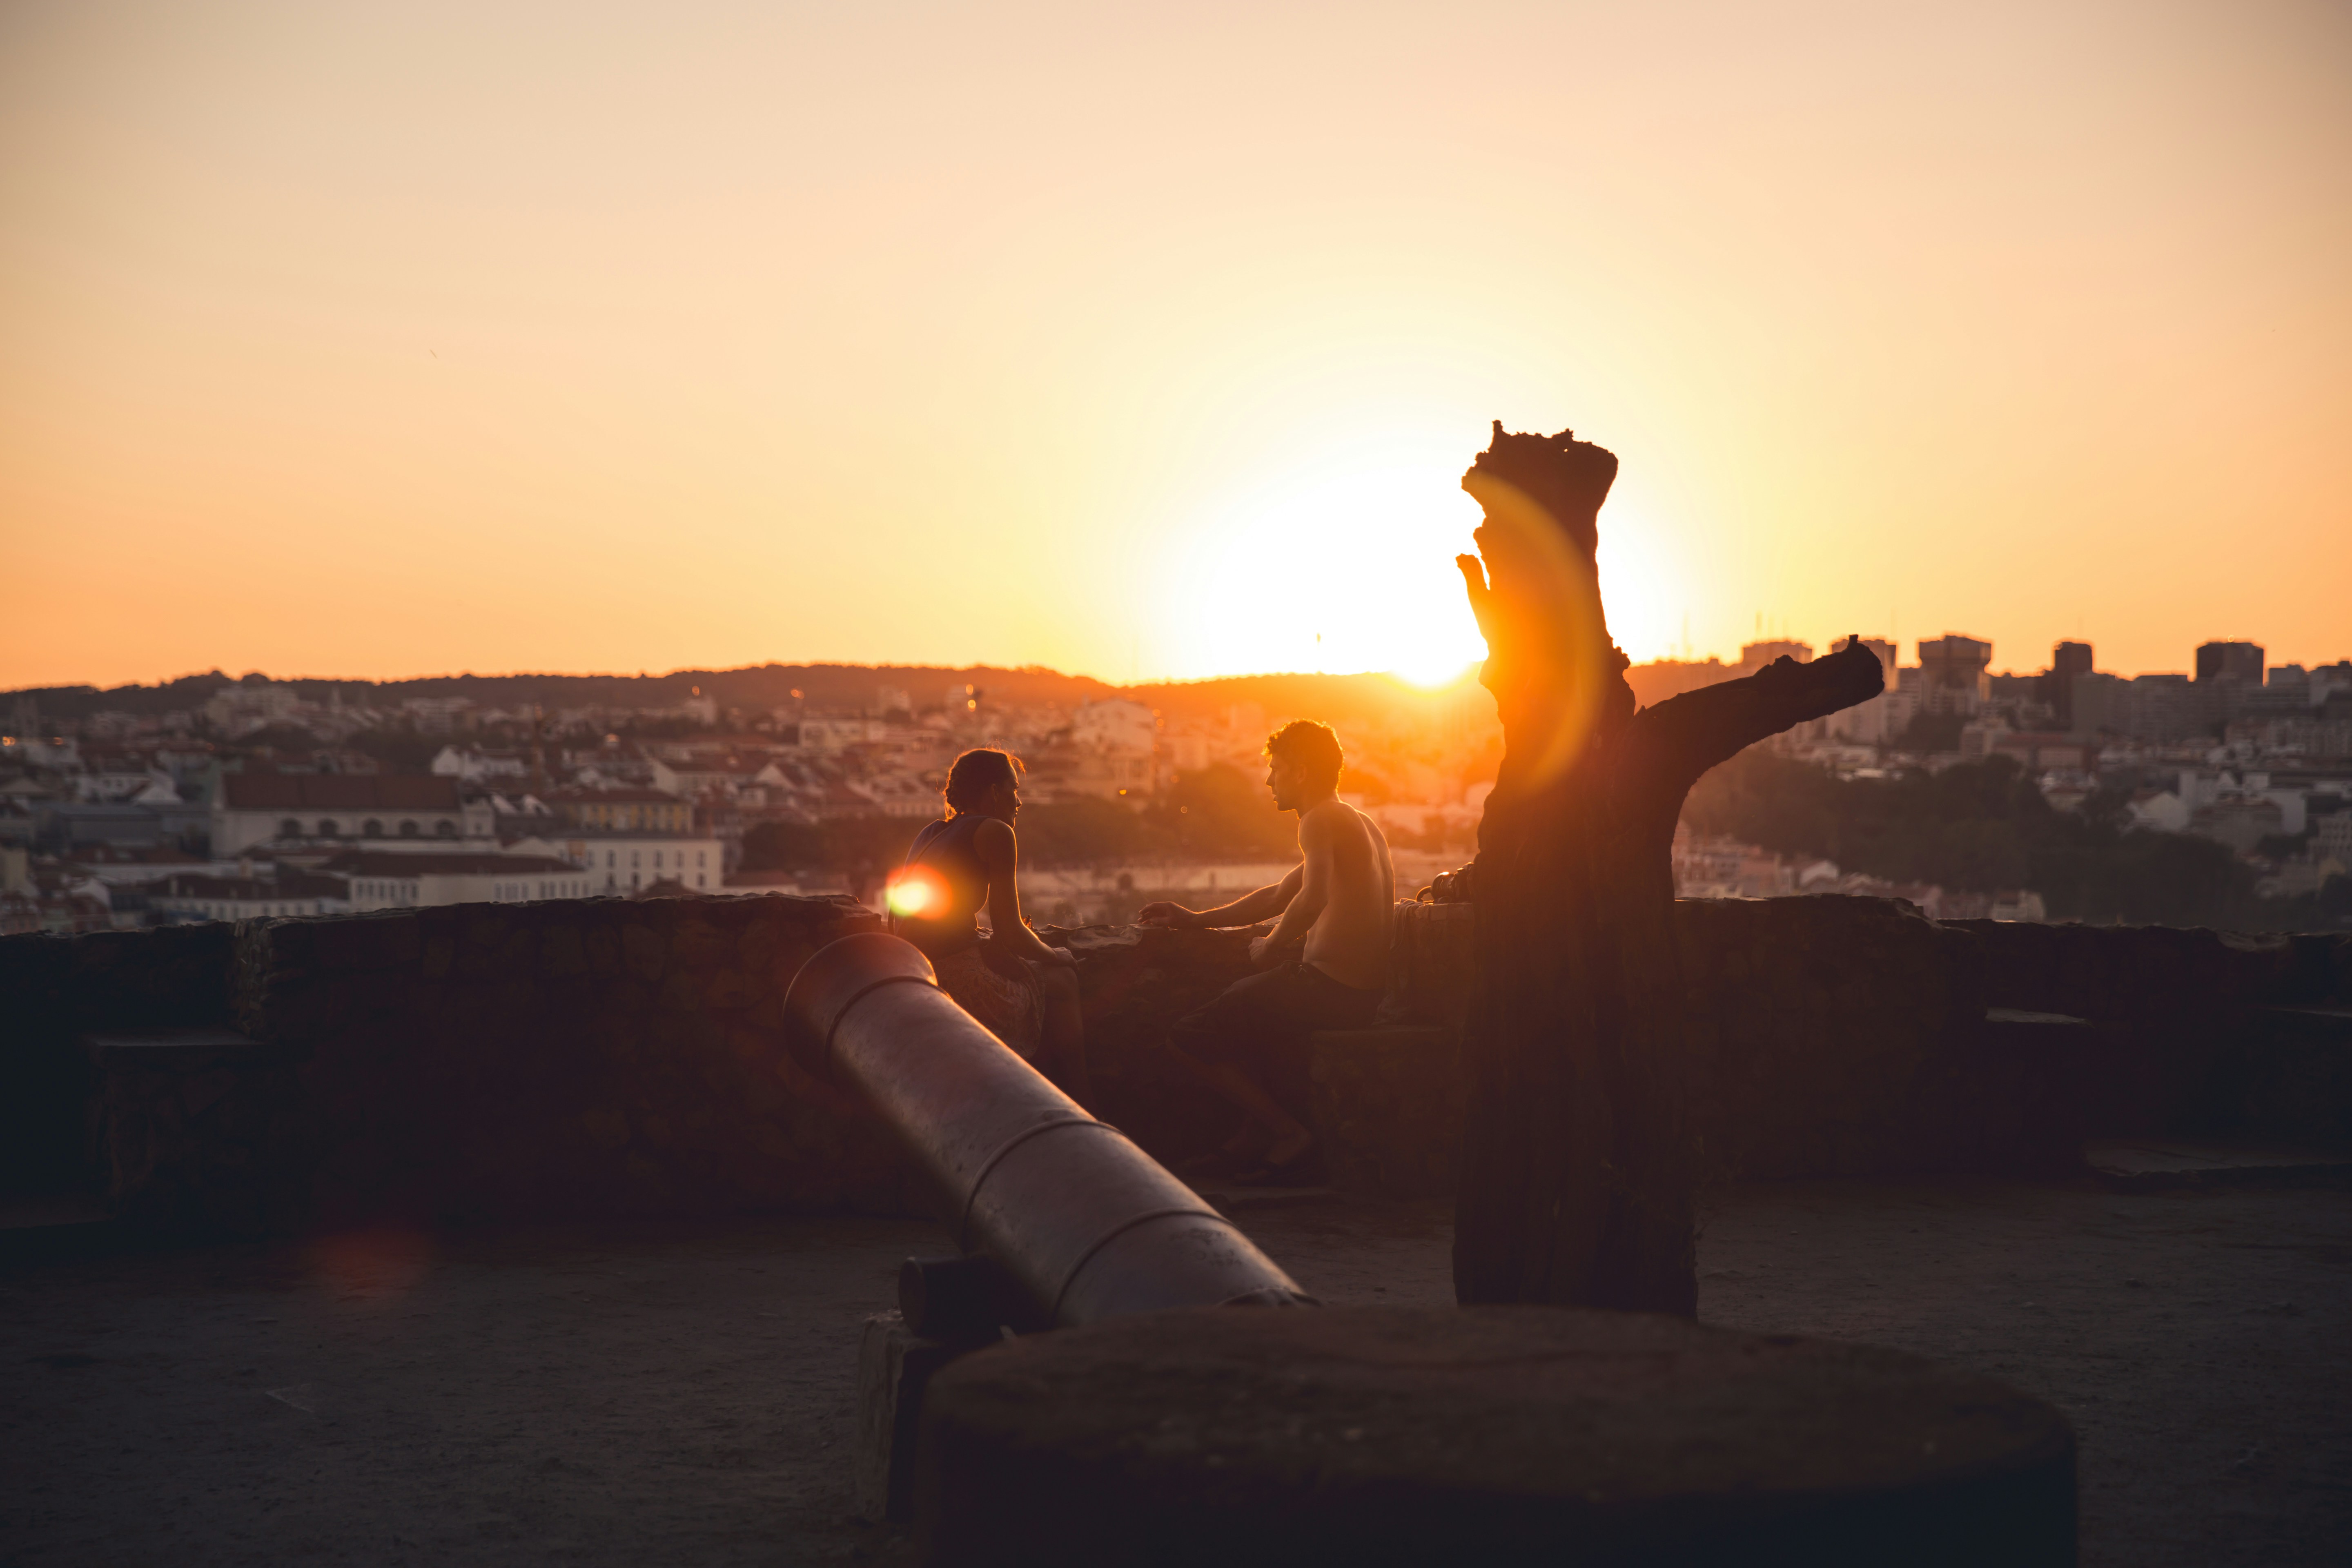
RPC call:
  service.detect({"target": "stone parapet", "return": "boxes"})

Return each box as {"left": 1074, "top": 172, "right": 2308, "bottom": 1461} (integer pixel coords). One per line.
{"left": 0, "top": 922, "right": 235, "bottom": 1203}
{"left": 234, "top": 895, "right": 904, "bottom": 1225}
{"left": 4, "top": 895, "right": 2347, "bottom": 1233}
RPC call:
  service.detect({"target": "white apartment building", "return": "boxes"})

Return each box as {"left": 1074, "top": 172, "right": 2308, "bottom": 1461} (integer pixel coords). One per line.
{"left": 1071, "top": 699, "right": 1156, "bottom": 753}
{"left": 151, "top": 871, "right": 351, "bottom": 922}
{"left": 340, "top": 851, "right": 594, "bottom": 911}
{"left": 798, "top": 717, "right": 890, "bottom": 751}
{"left": 213, "top": 773, "right": 492, "bottom": 855}
{"left": 511, "top": 833, "right": 726, "bottom": 894}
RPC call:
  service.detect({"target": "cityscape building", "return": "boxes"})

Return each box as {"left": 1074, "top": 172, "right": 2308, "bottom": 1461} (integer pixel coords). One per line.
{"left": 2, "top": 640, "right": 2345, "bottom": 931}
{"left": 2196, "top": 641, "right": 2265, "bottom": 684}
{"left": 2045, "top": 642, "right": 2094, "bottom": 728}
{"left": 1916, "top": 635, "right": 1993, "bottom": 716}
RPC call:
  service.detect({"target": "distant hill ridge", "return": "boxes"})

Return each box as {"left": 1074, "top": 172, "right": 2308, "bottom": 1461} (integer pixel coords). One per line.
{"left": 7, "top": 662, "right": 1491, "bottom": 729}
{"left": 8, "top": 656, "right": 1737, "bottom": 731}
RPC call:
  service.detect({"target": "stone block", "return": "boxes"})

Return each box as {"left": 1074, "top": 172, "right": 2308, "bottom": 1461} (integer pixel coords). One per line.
{"left": 704, "top": 967, "right": 762, "bottom": 1010}
{"left": 621, "top": 923, "right": 666, "bottom": 983}
{"left": 671, "top": 917, "right": 730, "bottom": 973}
{"left": 659, "top": 970, "right": 708, "bottom": 1015}
{"left": 915, "top": 1306, "right": 2075, "bottom": 1568}
{"left": 602, "top": 978, "right": 653, "bottom": 1015}
{"left": 492, "top": 927, "right": 537, "bottom": 978}
{"left": 857, "top": 1311, "right": 979, "bottom": 1524}
{"left": 1309, "top": 1026, "right": 1462, "bottom": 1198}
{"left": 538, "top": 923, "right": 589, "bottom": 978}
{"left": 309, "top": 913, "right": 423, "bottom": 973}
{"left": 1385, "top": 902, "right": 1476, "bottom": 1025}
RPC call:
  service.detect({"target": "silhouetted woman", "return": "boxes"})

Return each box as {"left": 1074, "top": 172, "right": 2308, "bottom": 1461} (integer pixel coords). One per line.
{"left": 890, "top": 748, "right": 1089, "bottom": 1103}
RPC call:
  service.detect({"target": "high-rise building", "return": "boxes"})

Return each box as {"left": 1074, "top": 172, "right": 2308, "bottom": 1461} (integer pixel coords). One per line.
{"left": 1824, "top": 638, "right": 1899, "bottom": 742}
{"left": 2044, "top": 642, "right": 2093, "bottom": 728}
{"left": 2069, "top": 672, "right": 2126, "bottom": 739}
{"left": 1917, "top": 635, "right": 1993, "bottom": 715}
{"left": 2195, "top": 641, "right": 2264, "bottom": 684}
{"left": 1739, "top": 639, "right": 1813, "bottom": 670}
{"left": 2126, "top": 674, "right": 2198, "bottom": 742}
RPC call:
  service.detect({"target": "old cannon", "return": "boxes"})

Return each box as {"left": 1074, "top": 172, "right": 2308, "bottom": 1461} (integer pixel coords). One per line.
{"left": 783, "top": 930, "right": 1312, "bottom": 1330}
{"left": 783, "top": 930, "right": 1313, "bottom": 1519}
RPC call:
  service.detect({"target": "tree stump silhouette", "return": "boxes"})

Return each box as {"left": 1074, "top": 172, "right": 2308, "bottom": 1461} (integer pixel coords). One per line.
{"left": 1450, "top": 423, "right": 1884, "bottom": 1314}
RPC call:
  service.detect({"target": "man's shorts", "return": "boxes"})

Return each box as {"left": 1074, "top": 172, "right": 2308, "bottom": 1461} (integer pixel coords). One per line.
{"left": 1170, "top": 961, "right": 1383, "bottom": 1067}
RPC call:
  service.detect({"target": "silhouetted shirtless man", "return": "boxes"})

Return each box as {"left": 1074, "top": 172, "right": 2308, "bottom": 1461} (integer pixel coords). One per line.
{"left": 1139, "top": 720, "right": 1394, "bottom": 1182}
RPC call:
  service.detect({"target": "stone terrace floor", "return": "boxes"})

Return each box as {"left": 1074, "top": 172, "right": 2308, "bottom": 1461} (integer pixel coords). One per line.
{"left": 4, "top": 1178, "right": 2348, "bottom": 1567}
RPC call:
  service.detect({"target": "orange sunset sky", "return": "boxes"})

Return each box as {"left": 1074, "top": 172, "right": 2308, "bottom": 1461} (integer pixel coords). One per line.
{"left": 2, "top": 0, "right": 2347, "bottom": 693}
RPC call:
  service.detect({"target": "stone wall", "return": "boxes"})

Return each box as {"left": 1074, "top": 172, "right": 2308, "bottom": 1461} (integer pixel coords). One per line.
{"left": 0, "top": 922, "right": 235, "bottom": 1201}
{"left": 230, "top": 895, "right": 911, "bottom": 1228}
{"left": 4, "top": 895, "right": 2346, "bottom": 1235}
{"left": 1308, "top": 898, "right": 2352, "bottom": 1196}
{"left": 1954, "top": 919, "right": 2352, "bottom": 1148}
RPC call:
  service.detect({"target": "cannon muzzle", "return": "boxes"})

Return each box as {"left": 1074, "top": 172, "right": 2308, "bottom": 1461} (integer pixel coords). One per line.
{"left": 785, "top": 932, "right": 1313, "bottom": 1328}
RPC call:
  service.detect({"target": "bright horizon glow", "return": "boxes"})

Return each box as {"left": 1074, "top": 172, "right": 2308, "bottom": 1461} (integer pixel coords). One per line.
{"left": 1394, "top": 657, "right": 1481, "bottom": 690}
{"left": 3, "top": 1, "right": 2348, "bottom": 691}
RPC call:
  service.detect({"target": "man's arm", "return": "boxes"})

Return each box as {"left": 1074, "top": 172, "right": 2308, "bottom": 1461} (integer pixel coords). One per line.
{"left": 1137, "top": 864, "right": 1303, "bottom": 929}
{"left": 1254, "top": 813, "right": 1330, "bottom": 960}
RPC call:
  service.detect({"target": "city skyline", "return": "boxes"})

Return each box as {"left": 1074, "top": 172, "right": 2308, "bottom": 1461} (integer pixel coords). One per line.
{"left": 4, "top": 1, "right": 2349, "bottom": 689}
{"left": 4, "top": 626, "right": 2340, "bottom": 705}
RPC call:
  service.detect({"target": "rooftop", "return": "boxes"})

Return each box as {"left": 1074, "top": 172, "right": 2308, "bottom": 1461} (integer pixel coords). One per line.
{"left": 543, "top": 787, "right": 681, "bottom": 804}
{"left": 156, "top": 871, "right": 347, "bottom": 899}
{"left": 221, "top": 775, "right": 463, "bottom": 811}
{"left": 321, "top": 850, "right": 581, "bottom": 877}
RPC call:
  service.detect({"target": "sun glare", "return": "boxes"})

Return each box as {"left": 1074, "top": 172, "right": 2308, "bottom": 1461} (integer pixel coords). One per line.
{"left": 1394, "top": 654, "right": 1479, "bottom": 689}
{"left": 885, "top": 867, "right": 945, "bottom": 919}
{"left": 1153, "top": 424, "right": 1492, "bottom": 681}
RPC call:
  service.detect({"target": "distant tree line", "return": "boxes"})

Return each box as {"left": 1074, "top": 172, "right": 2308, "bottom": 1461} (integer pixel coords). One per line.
{"left": 1681, "top": 750, "right": 2349, "bottom": 931}
{"left": 739, "top": 763, "right": 1323, "bottom": 880}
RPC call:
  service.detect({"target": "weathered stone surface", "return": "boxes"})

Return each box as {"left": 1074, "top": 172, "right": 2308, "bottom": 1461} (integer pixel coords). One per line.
{"left": 915, "top": 1305, "right": 2075, "bottom": 1567}
{"left": 1310, "top": 1026, "right": 1462, "bottom": 1198}
{"left": 1384, "top": 901, "right": 1474, "bottom": 1026}
{"left": 0, "top": 923, "right": 234, "bottom": 1203}
{"left": 82, "top": 1028, "right": 307, "bottom": 1236}
{"left": 1061, "top": 924, "right": 1261, "bottom": 1161}
{"left": 1676, "top": 896, "right": 1985, "bottom": 1180}
{"left": 620, "top": 922, "right": 666, "bottom": 983}
{"left": 7, "top": 892, "right": 2347, "bottom": 1234}
{"left": 857, "top": 1312, "right": 978, "bottom": 1524}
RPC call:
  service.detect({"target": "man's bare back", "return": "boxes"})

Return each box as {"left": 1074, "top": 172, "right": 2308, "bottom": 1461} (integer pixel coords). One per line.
{"left": 1289, "top": 796, "right": 1393, "bottom": 990}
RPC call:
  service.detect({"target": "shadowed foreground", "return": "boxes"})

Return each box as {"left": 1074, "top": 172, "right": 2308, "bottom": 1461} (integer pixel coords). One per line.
{"left": 4, "top": 1180, "right": 2346, "bottom": 1566}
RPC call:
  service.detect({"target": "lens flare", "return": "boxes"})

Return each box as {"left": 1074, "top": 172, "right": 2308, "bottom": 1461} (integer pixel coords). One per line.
{"left": 886, "top": 866, "right": 947, "bottom": 918}
{"left": 1459, "top": 473, "right": 1614, "bottom": 790}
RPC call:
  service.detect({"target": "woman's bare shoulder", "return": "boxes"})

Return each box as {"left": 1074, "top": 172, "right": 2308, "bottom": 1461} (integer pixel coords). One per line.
{"left": 971, "top": 816, "right": 1018, "bottom": 861}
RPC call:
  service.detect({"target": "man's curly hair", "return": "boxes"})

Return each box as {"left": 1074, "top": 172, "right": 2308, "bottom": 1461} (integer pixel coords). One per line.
{"left": 1264, "top": 719, "right": 1343, "bottom": 795}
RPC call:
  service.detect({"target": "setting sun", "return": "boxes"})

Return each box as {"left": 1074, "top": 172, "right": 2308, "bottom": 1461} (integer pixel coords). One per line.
{"left": 2, "top": 1, "right": 2346, "bottom": 688}
{"left": 1394, "top": 655, "right": 1480, "bottom": 690}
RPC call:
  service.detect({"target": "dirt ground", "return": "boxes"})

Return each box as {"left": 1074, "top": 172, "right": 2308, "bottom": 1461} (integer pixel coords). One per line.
{"left": 4, "top": 1178, "right": 2348, "bottom": 1566}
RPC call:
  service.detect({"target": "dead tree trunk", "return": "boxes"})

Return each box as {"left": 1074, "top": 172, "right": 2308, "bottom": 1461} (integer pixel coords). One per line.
{"left": 1449, "top": 424, "right": 1883, "bottom": 1314}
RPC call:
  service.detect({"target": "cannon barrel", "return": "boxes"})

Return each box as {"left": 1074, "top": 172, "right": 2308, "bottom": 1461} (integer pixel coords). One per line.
{"left": 784, "top": 932, "right": 1313, "bottom": 1327}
